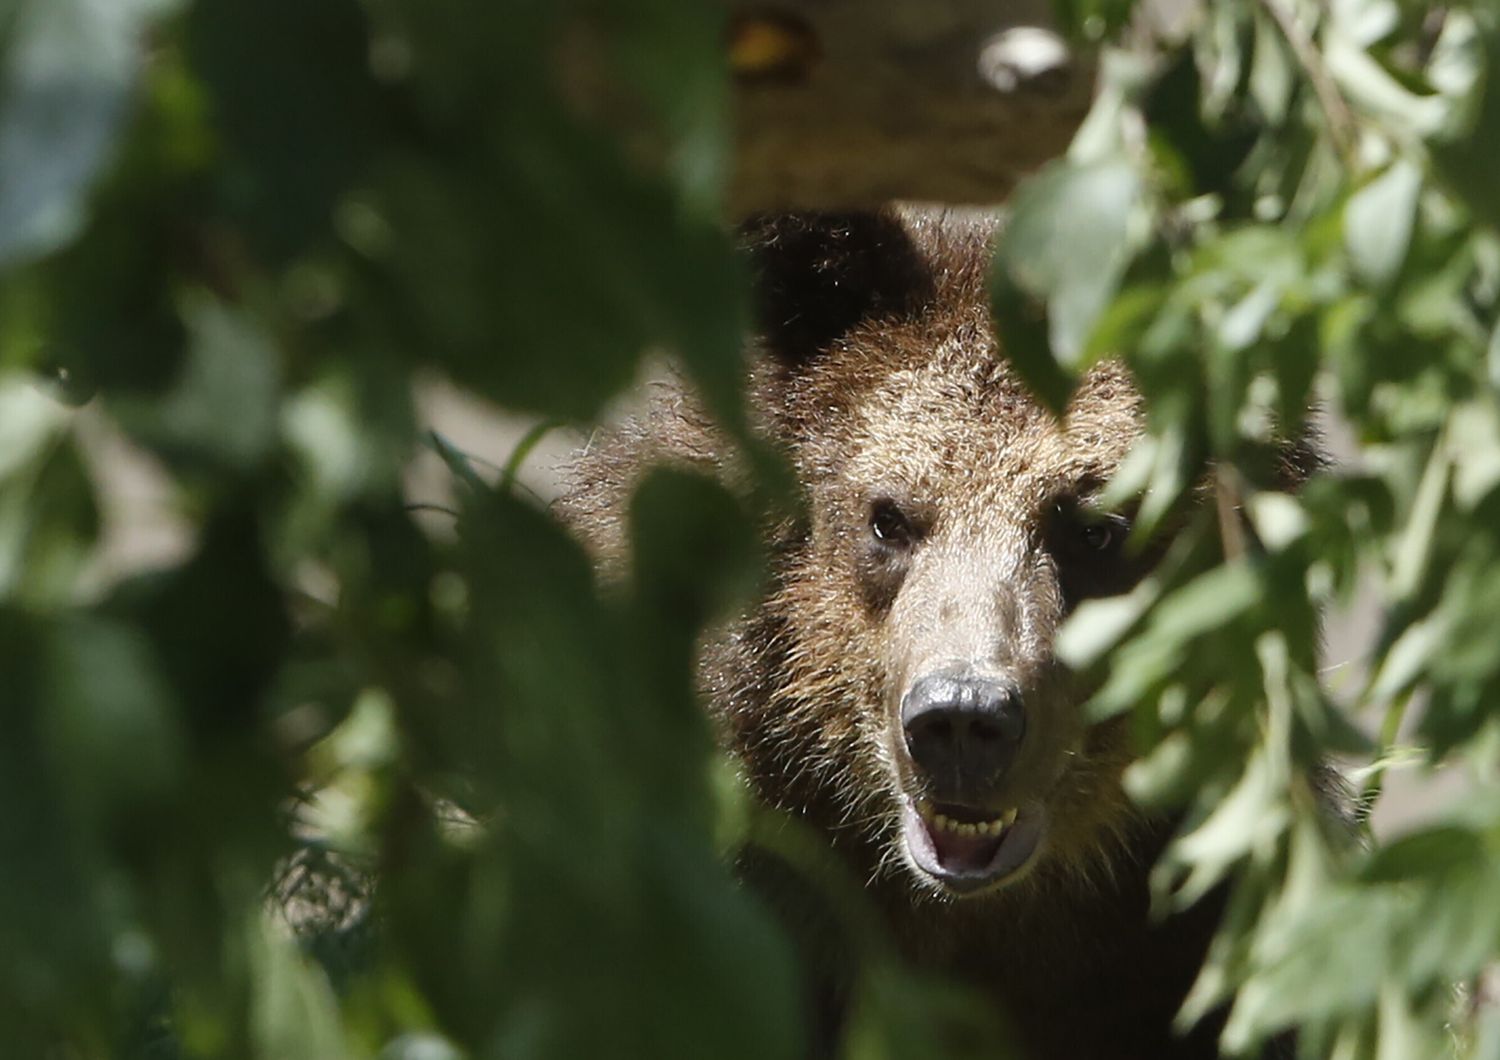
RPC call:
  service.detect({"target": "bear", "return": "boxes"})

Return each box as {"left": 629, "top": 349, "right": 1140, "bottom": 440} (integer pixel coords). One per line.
{"left": 559, "top": 207, "right": 1311, "bottom": 1060}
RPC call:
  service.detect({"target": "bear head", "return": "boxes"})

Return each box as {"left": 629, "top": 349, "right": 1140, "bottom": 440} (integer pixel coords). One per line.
{"left": 715, "top": 208, "right": 1160, "bottom": 901}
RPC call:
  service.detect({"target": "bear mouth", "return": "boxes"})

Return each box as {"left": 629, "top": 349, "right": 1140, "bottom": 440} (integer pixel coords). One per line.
{"left": 900, "top": 797, "right": 1046, "bottom": 895}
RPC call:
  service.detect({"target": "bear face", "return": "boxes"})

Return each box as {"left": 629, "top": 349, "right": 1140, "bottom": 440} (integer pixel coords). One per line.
{"left": 716, "top": 209, "right": 1156, "bottom": 902}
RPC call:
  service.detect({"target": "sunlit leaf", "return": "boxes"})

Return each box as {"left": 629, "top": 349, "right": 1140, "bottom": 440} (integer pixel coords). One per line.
{"left": 0, "top": 0, "right": 174, "bottom": 265}
{"left": 1345, "top": 159, "right": 1422, "bottom": 287}
{"left": 1056, "top": 580, "right": 1159, "bottom": 669}
{"left": 994, "top": 156, "right": 1145, "bottom": 368}
{"left": 1360, "top": 825, "right": 1487, "bottom": 884}
{"left": 117, "top": 296, "right": 282, "bottom": 471}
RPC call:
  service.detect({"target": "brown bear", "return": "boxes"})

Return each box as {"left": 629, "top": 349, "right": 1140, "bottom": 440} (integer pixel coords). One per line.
{"left": 561, "top": 208, "right": 1304, "bottom": 1060}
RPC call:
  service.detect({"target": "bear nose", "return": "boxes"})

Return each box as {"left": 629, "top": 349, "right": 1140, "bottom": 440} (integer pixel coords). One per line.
{"left": 901, "top": 670, "right": 1025, "bottom": 796}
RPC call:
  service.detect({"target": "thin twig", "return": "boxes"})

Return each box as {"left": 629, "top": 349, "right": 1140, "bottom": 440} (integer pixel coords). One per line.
{"left": 1259, "top": 0, "right": 1360, "bottom": 169}
{"left": 404, "top": 502, "right": 460, "bottom": 518}
{"left": 1214, "top": 466, "right": 1247, "bottom": 561}
{"left": 1353, "top": 689, "right": 1415, "bottom": 826}
{"left": 500, "top": 420, "right": 561, "bottom": 494}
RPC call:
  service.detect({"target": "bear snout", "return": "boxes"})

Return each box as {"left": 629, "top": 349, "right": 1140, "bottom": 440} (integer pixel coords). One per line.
{"left": 900, "top": 665, "right": 1025, "bottom": 801}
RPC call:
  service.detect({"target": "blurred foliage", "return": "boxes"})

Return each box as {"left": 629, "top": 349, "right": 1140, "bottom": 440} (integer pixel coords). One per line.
{"left": 2, "top": 0, "right": 1500, "bottom": 1058}
{"left": 1013, "top": 1, "right": 1500, "bottom": 1056}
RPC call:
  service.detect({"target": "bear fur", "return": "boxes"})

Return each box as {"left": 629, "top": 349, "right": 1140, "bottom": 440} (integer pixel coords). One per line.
{"left": 560, "top": 208, "right": 1307, "bottom": 1060}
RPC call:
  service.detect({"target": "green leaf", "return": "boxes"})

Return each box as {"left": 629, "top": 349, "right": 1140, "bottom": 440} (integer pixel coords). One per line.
{"left": 42, "top": 616, "right": 184, "bottom": 826}
{"left": 1223, "top": 887, "right": 1399, "bottom": 1040}
{"left": 0, "top": 374, "right": 68, "bottom": 480}
{"left": 1216, "top": 278, "right": 1282, "bottom": 351}
{"left": 1431, "top": 16, "right": 1500, "bottom": 230}
{"left": 0, "top": 0, "right": 175, "bottom": 265}
{"left": 1056, "top": 580, "right": 1159, "bottom": 669}
{"left": 1245, "top": 492, "right": 1308, "bottom": 552}
{"left": 1248, "top": 9, "right": 1293, "bottom": 125}
{"left": 629, "top": 468, "right": 762, "bottom": 637}
{"left": 282, "top": 362, "right": 415, "bottom": 502}
{"left": 1345, "top": 159, "right": 1422, "bottom": 287}
{"left": 1149, "top": 561, "right": 1264, "bottom": 645}
{"left": 1124, "top": 730, "right": 1198, "bottom": 808}
{"left": 994, "top": 156, "right": 1145, "bottom": 368}
{"left": 119, "top": 296, "right": 282, "bottom": 471}
{"left": 1389, "top": 435, "right": 1449, "bottom": 602}
{"left": 1447, "top": 398, "right": 1500, "bottom": 508}
{"left": 0, "top": 432, "right": 98, "bottom": 603}
{"left": 249, "top": 914, "right": 348, "bottom": 1060}
{"left": 185, "top": 0, "right": 380, "bottom": 261}
{"left": 372, "top": 148, "right": 745, "bottom": 423}
{"left": 1327, "top": 31, "right": 1447, "bottom": 138}
{"left": 379, "top": 1034, "right": 463, "bottom": 1060}
{"left": 989, "top": 266, "right": 1074, "bottom": 414}
{"left": 1360, "top": 825, "right": 1488, "bottom": 883}
{"left": 1166, "top": 749, "right": 1288, "bottom": 907}
{"left": 1082, "top": 282, "right": 1168, "bottom": 363}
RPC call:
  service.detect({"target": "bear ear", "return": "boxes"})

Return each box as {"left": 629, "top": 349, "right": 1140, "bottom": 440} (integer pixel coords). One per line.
{"left": 741, "top": 211, "right": 933, "bottom": 367}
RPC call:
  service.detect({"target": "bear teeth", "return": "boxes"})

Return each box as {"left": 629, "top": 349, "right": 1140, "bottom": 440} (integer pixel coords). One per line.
{"left": 922, "top": 806, "right": 1018, "bottom": 836}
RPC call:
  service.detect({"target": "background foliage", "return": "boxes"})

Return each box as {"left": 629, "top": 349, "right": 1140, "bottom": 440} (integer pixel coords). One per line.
{"left": 2, "top": 0, "right": 1499, "bottom": 1057}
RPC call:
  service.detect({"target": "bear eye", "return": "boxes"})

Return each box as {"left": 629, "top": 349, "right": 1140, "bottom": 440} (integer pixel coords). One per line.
{"left": 1049, "top": 497, "right": 1129, "bottom": 556}
{"left": 1080, "top": 520, "right": 1117, "bottom": 552}
{"left": 869, "top": 499, "right": 917, "bottom": 549}
{"left": 1048, "top": 504, "right": 1137, "bottom": 611}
